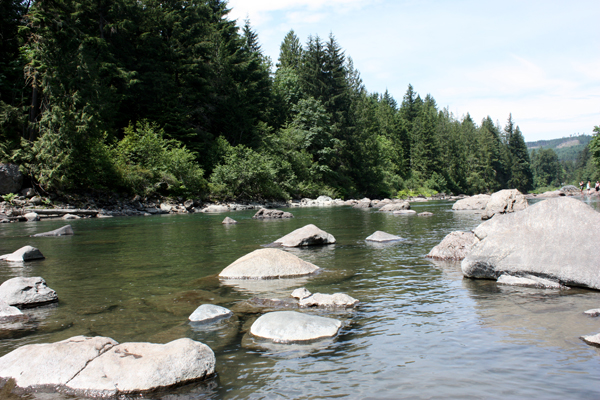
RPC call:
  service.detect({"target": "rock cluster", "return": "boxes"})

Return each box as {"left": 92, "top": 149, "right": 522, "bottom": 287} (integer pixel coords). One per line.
{"left": 252, "top": 208, "right": 294, "bottom": 219}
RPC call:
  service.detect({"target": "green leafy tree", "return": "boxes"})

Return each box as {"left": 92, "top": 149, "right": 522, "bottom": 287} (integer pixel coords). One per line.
{"left": 531, "top": 148, "right": 563, "bottom": 188}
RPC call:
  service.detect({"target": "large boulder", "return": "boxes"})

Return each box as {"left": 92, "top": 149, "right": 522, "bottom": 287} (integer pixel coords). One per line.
{"left": 250, "top": 311, "right": 341, "bottom": 342}
{"left": 427, "top": 231, "right": 478, "bottom": 261}
{"left": 482, "top": 189, "right": 528, "bottom": 220}
{"left": 462, "top": 197, "right": 600, "bottom": 290}
{"left": 379, "top": 201, "right": 410, "bottom": 212}
{"left": 252, "top": 208, "right": 293, "bottom": 219}
{"left": 24, "top": 212, "right": 40, "bottom": 222}
{"left": 219, "top": 248, "right": 319, "bottom": 279}
{"left": 452, "top": 194, "right": 491, "bottom": 210}
{"left": 353, "top": 198, "right": 372, "bottom": 209}
{"left": 189, "top": 304, "right": 233, "bottom": 323}
{"left": 272, "top": 224, "right": 336, "bottom": 247}
{"left": 0, "top": 163, "right": 23, "bottom": 195}
{"left": 31, "top": 225, "right": 74, "bottom": 237}
{"left": 560, "top": 185, "right": 579, "bottom": 196}
{"left": 365, "top": 231, "right": 403, "bottom": 243}
{"left": 0, "top": 245, "right": 45, "bottom": 261}
{"left": 0, "top": 276, "right": 57, "bottom": 307}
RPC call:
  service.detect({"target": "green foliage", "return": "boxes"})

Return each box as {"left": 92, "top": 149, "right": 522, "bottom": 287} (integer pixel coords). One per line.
{"left": 2, "top": 193, "right": 17, "bottom": 203}
{"left": 531, "top": 148, "right": 563, "bottom": 188}
{"left": 113, "top": 121, "right": 207, "bottom": 196}
{"left": 590, "top": 126, "right": 600, "bottom": 171}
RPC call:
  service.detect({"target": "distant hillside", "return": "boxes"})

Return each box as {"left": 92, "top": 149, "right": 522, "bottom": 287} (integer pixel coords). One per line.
{"left": 527, "top": 134, "right": 592, "bottom": 162}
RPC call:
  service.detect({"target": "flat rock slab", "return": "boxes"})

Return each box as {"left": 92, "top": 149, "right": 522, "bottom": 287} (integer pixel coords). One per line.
{"left": 66, "top": 338, "right": 215, "bottom": 396}
{"left": 581, "top": 333, "right": 600, "bottom": 347}
{"left": 299, "top": 293, "right": 359, "bottom": 309}
{"left": 584, "top": 308, "right": 600, "bottom": 317}
{"left": 427, "top": 231, "right": 478, "bottom": 261}
{"left": 273, "top": 224, "right": 336, "bottom": 247}
{"left": 252, "top": 208, "right": 293, "bottom": 219}
{"left": 219, "top": 248, "right": 320, "bottom": 279}
{"left": 222, "top": 217, "right": 237, "bottom": 224}
{"left": 482, "top": 189, "right": 528, "bottom": 220}
{"left": 452, "top": 194, "right": 491, "bottom": 210}
{"left": 462, "top": 197, "right": 600, "bottom": 290}
{"left": 31, "top": 225, "right": 74, "bottom": 237}
{"left": 496, "top": 274, "right": 565, "bottom": 289}
{"left": 189, "top": 304, "right": 233, "bottom": 323}
{"left": 393, "top": 210, "right": 417, "bottom": 215}
{"left": 250, "top": 311, "right": 341, "bottom": 342}
{"left": 418, "top": 212, "right": 433, "bottom": 217}
{"left": 365, "top": 231, "right": 403, "bottom": 242}
{"left": 0, "top": 245, "right": 44, "bottom": 261}
{"left": 0, "top": 277, "right": 57, "bottom": 307}
{"left": 379, "top": 202, "right": 410, "bottom": 212}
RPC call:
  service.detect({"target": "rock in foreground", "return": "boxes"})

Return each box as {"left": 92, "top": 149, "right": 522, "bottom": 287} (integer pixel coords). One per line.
{"left": 365, "top": 231, "right": 403, "bottom": 242}
{"left": 427, "top": 231, "right": 478, "bottom": 261}
{"left": 219, "top": 248, "right": 319, "bottom": 279}
{"left": 462, "top": 197, "right": 600, "bottom": 290}
{"left": 482, "top": 189, "right": 528, "bottom": 220}
{"left": 0, "top": 335, "right": 215, "bottom": 397}
{"left": 31, "top": 225, "right": 74, "bottom": 237}
{"left": 250, "top": 311, "right": 341, "bottom": 342}
{"left": 272, "top": 224, "right": 336, "bottom": 247}
{"left": 0, "top": 245, "right": 44, "bottom": 262}
{"left": 0, "top": 277, "right": 57, "bottom": 307}
{"left": 189, "top": 304, "right": 233, "bottom": 323}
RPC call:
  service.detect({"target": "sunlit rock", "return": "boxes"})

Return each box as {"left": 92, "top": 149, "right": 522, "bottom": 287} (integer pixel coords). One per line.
{"left": 0, "top": 276, "right": 57, "bottom": 307}
{"left": 219, "top": 248, "right": 319, "bottom": 279}
{"left": 0, "top": 245, "right": 44, "bottom": 262}
{"left": 250, "top": 311, "right": 341, "bottom": 342}
{"left": 272, "top": 224, "right": 336, "bottom": 247}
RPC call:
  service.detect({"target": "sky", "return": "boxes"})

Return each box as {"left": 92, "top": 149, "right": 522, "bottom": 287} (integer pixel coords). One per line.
{"left": 227, "top": 0, "right": 600, "bottom": 142}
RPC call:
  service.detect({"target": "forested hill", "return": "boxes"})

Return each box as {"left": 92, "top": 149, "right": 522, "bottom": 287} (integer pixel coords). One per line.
{"left": 527, "top": 135, "right": 592, "bottom": 162}
{"left": 1, "top": 1, "right": 598, "bottom": 200}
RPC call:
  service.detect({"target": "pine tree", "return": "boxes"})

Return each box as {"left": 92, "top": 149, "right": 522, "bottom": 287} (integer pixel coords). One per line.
{"left": 505, "top": 115, "right": 533, "bottom": 192}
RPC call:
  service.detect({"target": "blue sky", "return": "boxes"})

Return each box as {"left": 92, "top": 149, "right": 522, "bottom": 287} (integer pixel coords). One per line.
{"left": 227, "top": 0, "right": 600, "bottom": 142}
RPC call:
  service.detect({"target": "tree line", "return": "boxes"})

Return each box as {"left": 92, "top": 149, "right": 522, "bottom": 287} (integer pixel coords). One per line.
{"left": 1, "top": 0, "right": 599, "bottom": 200}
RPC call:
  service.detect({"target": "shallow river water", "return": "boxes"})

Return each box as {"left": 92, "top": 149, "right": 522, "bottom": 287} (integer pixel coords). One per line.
{"left": 0, "top": 199, "right": 599, "bottom": 399}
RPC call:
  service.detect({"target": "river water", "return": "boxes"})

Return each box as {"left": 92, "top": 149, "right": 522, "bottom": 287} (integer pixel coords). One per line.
{"left": 0, "top": 199, "right": 599, "bottom": 399}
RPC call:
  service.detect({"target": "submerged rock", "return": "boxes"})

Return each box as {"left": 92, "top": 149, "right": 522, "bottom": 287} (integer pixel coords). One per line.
{"left": 31, "top": 225, "right": 74, "bottom": 237}
{"left": 189, "top": 304, "right": 233, "bottom": 323}
{"left": 496, "top": 274, "right": 566, "bottom": 289}
{"left": 219, "top": 248, "right": 320, "bottom": 279}
{"left": 222, "top": 216, "right": 237, "bottom": 224}
{"left": 0, "top": 245, "right": 45, "bottom": 261}
{"left": 418, "top": 211, "right": 433, "bottom": 217}
{"left": 0, "top": 276, "right": 58, "bottom": 307}
{"left": 462, "top": 197, "right": 600, "bottom": 290}
{"left": 427, "top": 231, "right": 478, "bottom": 261}
{"left": 392, "top": 209, "right": 417, "bottom": 215}
{"left": 252, "top": 208, "right": 293, "bottom": 219}
{"left": 482, "top": 189, "right": 528, "bottom": 220}
{"left": 272, "top": 224, "right": 336, "bottom": 247}
{"left": 452, "top": 194, "right": 491, "bottom": 210}
{"left": 250, "top": 311, "right": 341, "bottom": 342}
{"left": 365, "top": 231, "right": 403, "bottom": 243}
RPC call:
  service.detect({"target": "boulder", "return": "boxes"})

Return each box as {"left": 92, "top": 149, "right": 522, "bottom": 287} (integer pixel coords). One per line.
{"left": 427, "top": 231, "right": 478, "bottom": 261}
{"left": 462, "top": 197, "right": 600, "bottom": 290}
{"left": 188, "top": 304, "right": 233, "bottom": 323}
{"left": 0, "top": 245, "right": 45, "bottom": 262}
{"left": 393, "top": 210, "right": 417, "bottom": 215}
{"left": 28, "top": 196, "right": 43, "bottom": 205}
{"left": 291, "top": 287, "right": 312, "bottom": 300}
{"left": 219, "top": 248, "right": 320, "bottom": 279}
{"left": 272, "top": 224, "right": 336, "bottom": 247}
{"left": 496, "top": 274, "right": 565, "bottom": 289}
{"left": 160, "top": 203, "right": 173, "bottom": 212}
{"left": 353, "top": 198, "right": 372, "bottom": 208}
{"left": 252, "top": 208, "right": 294, "bottom": 219}
{"left": 0, "top": 276, "right": 57, "bottom": 307}
{"left": 250, "top": 311, "right": 341, "bottom": 342}
{"left": 62, "top": 213, "right": 81, "bottom": 220}
{"left": 581, "top": 333, "right": 600, "bottom": 347}
{"left": 299, "top": 292, "right": 359, "bottom": 309}
{"left": 584, "top": 309, "right": 600, "bottom": 317}
{"left": 379, "top": 201, "right": 410, "bottom": 212}
{"left": 0, "top": 299, "right": 24, "bottom": 320}
{"left": 0, "top": 163, "right": 23, "bottom": 195}
{"left": 418, "top": 211, "right": 434, "bottom": 217}
{"left": 365, "top": 231, "right": 403, "bottom": 243}
{"left": 203, "top": 205, "right": 229, "bottom": 213}
{"left": 31, "top": 225, "right": 74, "bottom": 237}
{"left": 24, "top": 212, "right": 40, "bottom": 222}
{"left": 482, "top": 189, "right": 528, "bottom": 220}
{"left": 452, "top": 194, "right": 491, "bottom": 210}
{"left": 560, "top": 185, "right": 579, "bottom": 195}
{"left": 222, "top": 216, "right": 237, "bottom": 224}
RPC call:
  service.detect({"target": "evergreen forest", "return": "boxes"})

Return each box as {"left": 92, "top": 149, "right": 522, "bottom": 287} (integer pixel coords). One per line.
{"left": 1, "top": 0, "right": 599, "bottom": 201}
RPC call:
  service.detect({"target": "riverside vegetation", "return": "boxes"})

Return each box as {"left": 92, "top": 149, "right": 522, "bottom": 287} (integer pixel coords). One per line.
{"left": 1, "top": 1, "right": 599, "bottom": 202}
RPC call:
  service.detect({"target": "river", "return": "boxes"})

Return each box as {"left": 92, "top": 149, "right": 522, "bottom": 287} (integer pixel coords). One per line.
{"left": 0, "top": 198, "right": 599, "bottom": 399}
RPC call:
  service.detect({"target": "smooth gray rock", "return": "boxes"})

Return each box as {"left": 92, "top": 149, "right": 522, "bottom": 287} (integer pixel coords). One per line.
{"left": 427, "top": 231, "right": 478, "bottom": 261}
{"left": 496, "top": 274, "right": 565, "bottom": 289}
{"left": 291, "top": 287, "right": 312, "bottom": 300}
{"left": 189, "top": 304, "right": 233, "bottom": 322}
{"left": 66, "top": 338, "right": 215, "bottom": 396}
{"left": 298, "top": 293, "right": 359, "bottom": 309}
{"left": 462, "top": 197, "right": 600, "bottom": 290}
{"left": 393, "top": 209, "right": 417, "bottom": 215}
{"left": 219, "top": 248, "right": 320, "bottom": 279}
{"left": 482, "top": 189, "right": 528, "bottom": 220}
{"left": 0, "top": 245, "right": 45, "bottom": 261}
{"left": 379, "top": 201, "right": 410, "bottom": 212}
{"left": 252, "top": 208, "right": 293, "bottom": 219}
{"left": 28, "top": 196, "right": 43, "bottom": 205}
{"left": 24, "top": 212, "right": 40, "bottom": 222}
{"left": 0, "top": 163, "right": 23, "bottom": 195}
{"left": 273, "top": 224, "right": 336, "bottom": 247}
{"left": 418, "top": 211, "right": 434, "bottom": 217}
{"left": 581, "top": 333, "right": 600, "bottom": 346}
{"left": 353, "top": 198, "right": 372, "bottom": 208}
{"left": 0, "top": 276, "right": 57, "bottom": 307}
{"left": 31, "top": 225, "right": 74, "bottom": 237}
{"left": 0, "top": 336, "right": 117, "bottom": 389}
{"left": 0, "top": 299, "right": 24, "bottom": 320}
{"left": 62, "top": 213, "right": 81, "bottom": 220}
{"left": 250, "top": 311, "right": 341, "bottom": 342}
{"left": 365, "top": 231, "right": 403, "bottom": 242}
{"left": 452, "top": 194, "right": 491, "bottom": 210}
{"left": 584, "top": 308, "right": 600, "bottom": 317}
{"left": 222, "top": 216, "right": 237, "bottom": 224}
